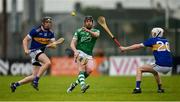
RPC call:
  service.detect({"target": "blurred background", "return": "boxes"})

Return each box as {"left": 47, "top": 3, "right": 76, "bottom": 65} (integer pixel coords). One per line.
{"left": 0, "top": 0, "right": 180, "bottom": 76}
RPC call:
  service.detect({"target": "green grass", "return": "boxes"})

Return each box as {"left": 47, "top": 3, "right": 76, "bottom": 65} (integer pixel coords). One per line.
{"left": 0, "top": 75, "right": 180, "bottom": 101}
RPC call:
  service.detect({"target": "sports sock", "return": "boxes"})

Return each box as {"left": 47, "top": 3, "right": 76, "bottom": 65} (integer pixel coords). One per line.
{"left": 74, "top": 72, "right": 89, "bottom": 86}
{"left": 136, "top": 81, "right": 141, "bottom": 89}
{"left": 74, "top": 79, "right": 80, "bottom": 86}
{"left": 84, "top": 72, "right": 89, "bottom": 78}
{"left": 14, "top": 82, "right": 20, "bottom": 87}
{"left": 78, "top": 71, "right": 86, "bottom": 86}
{"left": 34, "top": 76, "right": 40, "bottom": 83}
{"left": 158, "top": 84, "right": 162, "bottom": 90}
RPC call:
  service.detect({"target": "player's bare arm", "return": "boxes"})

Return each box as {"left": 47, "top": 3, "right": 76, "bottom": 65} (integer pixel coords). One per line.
{"left": 120, "top": 43, "right": 144, "bottom": 51}
{"left": 82, "top": 27, "right": 100, "bottom": 37}
{"left": 70, "top": 38, "right": 79, "bottom": 58}
{"left": 23, "top": 35, "right": 31, "bottom": 55}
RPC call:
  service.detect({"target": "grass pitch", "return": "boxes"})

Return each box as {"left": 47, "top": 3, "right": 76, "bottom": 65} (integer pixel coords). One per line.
{"left": 0, "top": 75, "right": 180, "bottom": 101}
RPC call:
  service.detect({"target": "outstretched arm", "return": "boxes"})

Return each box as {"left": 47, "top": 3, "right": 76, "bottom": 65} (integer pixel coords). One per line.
{"left": 120, "top": 43, "right": 144, "bottom": 52}
{"left": 82, "top": 27, "right": 100, "bottom": 37}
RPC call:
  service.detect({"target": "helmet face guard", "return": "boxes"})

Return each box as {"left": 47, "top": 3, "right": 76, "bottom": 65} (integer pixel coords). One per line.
{"left": 84, "top": 16, "right": 93, "bottom": 23}
{"left": 151, "top": 28, "right": 164, "bottom": 38}
{"left": 83, "top": 16, "right": 94, "bottom": 29}
{"left": 42, "top": 16, "right": 52, "bottom": 23}
{"left": 41, "top": 16, "right": 52, "bottom": 30}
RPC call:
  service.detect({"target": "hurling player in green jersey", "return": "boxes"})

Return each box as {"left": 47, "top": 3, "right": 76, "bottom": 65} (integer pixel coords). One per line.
{"left": 67, "top": 16, "right": 100, "bottom": 93}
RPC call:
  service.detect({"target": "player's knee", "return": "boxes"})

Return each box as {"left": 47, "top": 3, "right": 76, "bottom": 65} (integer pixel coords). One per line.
{"left": 30, "top": 75, "right": 36, "bottom": 80}
{"left": 32, "top": 75, "right": 36, "bottom": 79}
{"left": 137, "top": 67, "right": 141, "bottom": 71}
{"left": 86, "top": 68, "right": 93, "bottom": 74}
{"left": 87, "top": 70, "right": 92, "bottom": 75}
{"left": 153, "top": 71, "right": 158, "bottom": 75}
{"left": 137, "top": 67, "right": 142, "bottom": 73}
{"left": 45, "top": 61, "right": 51, "bottom": 67}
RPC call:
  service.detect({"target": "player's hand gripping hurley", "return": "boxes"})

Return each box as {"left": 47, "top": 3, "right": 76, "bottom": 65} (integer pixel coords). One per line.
{"left": 46, "top": 37, "right": 65, "bottom": 48}
{"left": 30, "top": 37, "right": 65, "bottom": 52}
{"left": 98, "top": 16, "right": 122, "bottom": 50}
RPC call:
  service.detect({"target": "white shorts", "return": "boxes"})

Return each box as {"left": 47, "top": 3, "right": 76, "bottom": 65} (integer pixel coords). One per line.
{"left": 77, "top": 50, "right": 95, "bottom": 70}
{"left": 152, "top": 64, "right": 172, "bottom": 74}
{"left": 77, "top": 50, "right": 93, "bottom": 60}
{"left": 29, "top": 49, "right": 43, "bottom": 66}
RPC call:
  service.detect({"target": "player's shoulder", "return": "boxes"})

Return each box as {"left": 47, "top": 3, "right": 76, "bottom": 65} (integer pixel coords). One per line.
{"left": 158, "top": 37, "right": 167, "bottom": 40}
{"left": 146, "top": 37, "right": 168, "bottom": 43}
{"left": 145, "top": 37, "right": 155, "bottom": 41}
{"left": 154, "top": 37, "right": 168, "bottom": 41}
{"left": 158, "top": 37, "right": 169, "bottom": 43}
{"left": 76, "top": 28, "right": 82, "bottom": 32}
{"left": 31, "top": 26, "right": 41, "bottom": 33}
{"left": 144, "top": 37, "right": 156, "bottom": 45}
{"left": 147, "top": 37, "right": 164, "bottom": 41}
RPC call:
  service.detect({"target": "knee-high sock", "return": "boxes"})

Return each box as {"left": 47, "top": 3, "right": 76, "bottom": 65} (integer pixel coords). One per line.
{"left": 75, "top": 71, "right": 89, "bottom": 86}
{"left": 78, "top": 71, "right": 86, "bottom": 86}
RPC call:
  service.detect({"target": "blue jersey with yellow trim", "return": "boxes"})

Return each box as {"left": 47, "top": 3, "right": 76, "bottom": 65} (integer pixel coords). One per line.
{"left": 143, "top": 37, "right": 172, "bottom": 67}
{"left": 28, "top": 26, "right": 55, "bottom": 51}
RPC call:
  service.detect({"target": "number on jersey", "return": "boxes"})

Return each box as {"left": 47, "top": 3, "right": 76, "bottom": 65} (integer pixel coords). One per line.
{"left": 156, "top": 41, "right": 170, "bottom": 52}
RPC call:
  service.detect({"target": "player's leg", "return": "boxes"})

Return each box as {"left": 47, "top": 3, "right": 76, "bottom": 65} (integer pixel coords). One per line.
{"left": 133, "top": 64, "right": 166, "bottom": 94}
{"left": 86, "top": 59, "right": 95, "bottom": 76}
{"left": 67, "top": 56, "right": 91, "bottom": 93}
{"left": 77, "top": 62, "right": 90, "bottom": 93}
{"left": 74, "top": 59, "right": 94, "bottom": 85}
{"left": 80, "top": 59, "right": 95, "bottom": 93}
{"left": 151, "top": 65, "right": 172, "bottom": 93}
{"left": 10, "top": 66, "right": 39, "bottom": 92}
{"left": 18, "top": 66, "right": 40, "bottom": 85}
{"left": 67, "top": 60, "right": 87, "bottom": 93}
{"left": 32, "top": 53, "right": 51, "bottom": 90}
{"left": 152, "top": 71, "right": 164, "bottom": 93}
{"left": 36, "top": 53, "right": 51, "bottom": 77}
{"left": 133, "top": 64, "right": 155, "bottom": 93}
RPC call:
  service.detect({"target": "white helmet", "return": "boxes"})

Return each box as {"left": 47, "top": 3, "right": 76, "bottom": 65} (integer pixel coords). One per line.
{"left": 151, "top": 27, "right": 164, "bottom": 38}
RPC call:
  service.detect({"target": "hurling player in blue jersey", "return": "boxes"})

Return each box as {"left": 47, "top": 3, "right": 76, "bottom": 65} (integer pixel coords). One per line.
{"left": 10, "top": 16, "right": 56, "bottom": 92}
{"left": 120, "top": 27, "right": 172, "bottom": 94}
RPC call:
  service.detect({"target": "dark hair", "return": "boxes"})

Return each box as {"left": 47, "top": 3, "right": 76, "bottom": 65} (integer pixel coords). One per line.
{"left": 163, "top": 27, "right": 168, "bottom": 35}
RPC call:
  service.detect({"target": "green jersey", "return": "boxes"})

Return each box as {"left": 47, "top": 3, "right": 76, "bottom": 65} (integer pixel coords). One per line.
{"left": 73, "top": 28, "right": 100, "bottom": 55}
